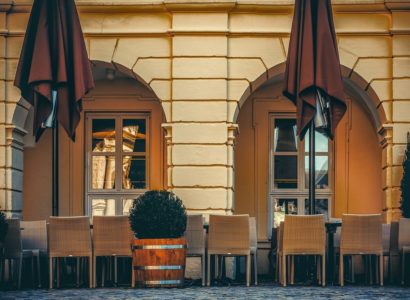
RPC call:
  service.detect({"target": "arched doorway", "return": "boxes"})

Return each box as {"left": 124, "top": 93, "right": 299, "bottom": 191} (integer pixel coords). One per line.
{"left": 23, "top": 61, "right": 167, "bottom": 220}
{"left": 234, "top": 65, "right": 385, "bottom": 242}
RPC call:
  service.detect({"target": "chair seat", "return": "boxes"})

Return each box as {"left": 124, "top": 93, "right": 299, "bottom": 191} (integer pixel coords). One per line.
{"left": 208, "top": 249, "right": 250, "bottom": 256}
{"left": 402, "top": 246, "right": 410, "bottom": 253}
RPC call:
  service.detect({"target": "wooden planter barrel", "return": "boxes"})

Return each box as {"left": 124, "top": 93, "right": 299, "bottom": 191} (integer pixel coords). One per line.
{"left": 132, "top": 238, "right": 187, "bottom": 287}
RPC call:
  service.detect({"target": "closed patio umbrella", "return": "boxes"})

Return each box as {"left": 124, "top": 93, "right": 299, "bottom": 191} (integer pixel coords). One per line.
{"left": 283, "top": 0, "right": 347, "bottom": 214}
{"left": 14, "top": 0, "right": 94, "bottom": 215}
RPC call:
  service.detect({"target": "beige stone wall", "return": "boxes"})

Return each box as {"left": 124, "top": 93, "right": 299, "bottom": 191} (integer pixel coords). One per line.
{"left": 0, "top": 1, "right": 409, "bottom": 221}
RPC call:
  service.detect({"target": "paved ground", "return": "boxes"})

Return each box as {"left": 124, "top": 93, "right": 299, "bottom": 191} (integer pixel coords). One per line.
{"left": 0, "top": 284, "right": 409, "bottom": 299}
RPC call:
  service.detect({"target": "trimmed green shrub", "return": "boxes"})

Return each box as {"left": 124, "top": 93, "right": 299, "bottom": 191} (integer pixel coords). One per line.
{"left": 129, "top": 190, "right": 187, "bottom": 239}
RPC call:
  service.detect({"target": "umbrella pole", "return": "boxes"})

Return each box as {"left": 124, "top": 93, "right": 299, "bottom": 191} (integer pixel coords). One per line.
{"left": 51, "top": 95, "right": 59, "bottom": 216}
{"left": 308, "top": 120, "right": 316, "bottom": 215}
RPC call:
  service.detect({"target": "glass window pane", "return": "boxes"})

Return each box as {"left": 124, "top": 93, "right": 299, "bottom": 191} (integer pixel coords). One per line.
{"left": 274, "top": 119, "right": 297, "bottom": 152}
{"left": 91, "top": 199, "right": 116, "bottom": 216}
{"left": 123, "top": 119, "right": 146, "bottom": 152}
{"left": 304, "top": 130, "right": 328, "bottom": 153}
{"left": 123, "top": 199, "right": 134, "bottom": 215}
{"left": 274, "top": 155, "right": 297, "bottom": 189}
{"left": 92, "top": 156, "right": 115, "bottom": 189}
{"left": 123, "top": 156, "right": 146, "bottom": 189}
{"left": 92, "top": 119, "right": 115, "bottom": 152}
{"left": 273, "top": 198, "right": 298, "bottom": 228}
{"left": 304, "top": 199, "right": 328, "bottom": 220}
{"left": 304, "top": 155, "right": 329, "bottom": 189}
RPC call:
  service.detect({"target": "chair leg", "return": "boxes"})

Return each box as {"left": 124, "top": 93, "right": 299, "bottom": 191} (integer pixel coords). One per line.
{"left": 317, "top": 256, "right": 321, "bottom": 286}
{"left": 76, "top": 257, "right": 80, "bottom": 287}
{"left": 114, "top": 256, "right": 118, "bottom": 286}
{"left": 207, "top": 254, "right": 211, "bottom": 286}
{"left": 102, "top": 258, "right": 105, "bottom": 288}
{"left": 339, "top": 253, "right": 344, "bottom": 286}
{"left": 18, "top": 254, "right": 23, "bottom": 289}
{"left": 201, "top": 254, "right": 206, "bottom": 287}
{"left": 246, "top": 255, "right": 250, "bottom": 287}
{"left": 89, "top": 256, "right": 92, "bottom": 288}
{"left": 131, "top": 259, "right": 135, "bottom": 288}
{"left": 275, "top": 253, "right": 279, "bottom": 282}
{"left": 402, "top": 251, "right": 405, "bottom": 285}
{"left": 93, "top": 256, "right": 97, "bottom": 288}
{"left": 49, "top": 257, "right": 53, "bottom": 289}
{"left": 37, "top": 254, "right": 41, "bottom": 288}
{"left": 322, "top": 255, "right": 326, "bottom": 287}
{"left": 290, "top": 256, "right": 294, "bottom": 285}
{"left": 56, "top": 258, "right": 60, "bottom": 288}
{"left": 350, "top": 256, "right": 355, "bottom": 283}
{"left": 253, "top": 253, "right": 258, "bottom": 285}
{"left": 379, "top": 254, "right": 383, "bottom": 286}
{"left": 282, "top": 254, "right": 287, "bottom": 286}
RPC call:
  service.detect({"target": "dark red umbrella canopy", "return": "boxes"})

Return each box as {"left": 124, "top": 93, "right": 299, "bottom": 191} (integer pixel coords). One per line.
{"left": 283, "top": 0, "right": 346, "bottom": 140}
{"left": 14, "top": 0, "right": 94, "bottom": 141}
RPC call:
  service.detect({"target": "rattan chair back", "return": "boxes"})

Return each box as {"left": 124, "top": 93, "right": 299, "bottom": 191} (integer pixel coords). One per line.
{"left": 20, "top": 220, "right": 47, "bottom": 252}
{"left": 208, "top": 215, "right": 250, "bottom": 254}
{"left": 398, "top": 218, "right": 410, "bottom": 251}
{"left": 4, "top": 219, "right": 22, "bottom": 258}
{"left": 185, "top": 214, "right": 205, "bottom": 256}
{"left": 283, "top": 214, "right": 326, "bottom": 255}
{"left": 340, "top": 214, "right": 383, "bottom": 254}
{"left": 48, "top": 216, "right": 92, "bottom": 257}
{"left": 93, "top": 216, "right": 133, "bottom": 256}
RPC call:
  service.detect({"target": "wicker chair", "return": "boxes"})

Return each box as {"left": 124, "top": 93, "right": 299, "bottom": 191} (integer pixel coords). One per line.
{"left": 92, "top": 216, "right": 134, "bottom": 288}
{"left": 20, "top": 220, "right": 47, "bottom": 287}
{"left": 184, "top": 214, "right": 206, "bottom": 286}
{"left": 339, "top": 214, "right": 383, "bottom": 287}
{"left": 249, "top": 217, "right": 258, "bottom": 285}
{"left": 281, "top": 215, "right": 326, "bottom": 287}
{"left": 275, "top": 221, "right": 284, "bottom": 284}
{"left": 399, "top": 218, "right": 410, "bottom": 285}
{"left": 207, "top": 215, "right": 251, "bottom": 287}
{"left": 2, "top": 219, "right": 33, "bottom": 288}
{"left": 48, "top": 216, "right": 92, "bottom": 288}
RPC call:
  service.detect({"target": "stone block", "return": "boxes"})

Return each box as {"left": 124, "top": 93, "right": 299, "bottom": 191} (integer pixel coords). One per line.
{"left": 0, "top": 58, "right": 4, "bottom": 80}
{"left": 354, "top": 58, "right": 391, "bottom": 84}
{"left": 369, "top": 80, "right": 391, "bottom": 102}
{"left": 339, "top": 48, "right": 358, "bottom": 70}
{"left": 0, "top": 36, "right": 6, "bottom": 58}
{"left": 7, "top": 12, "right": 29, "bottom": 33}
{"left": 173, "top": 36, "right": 227, "bottom": 56}
{"left": 338, "top": 36, "right": 391, "bottom": 58}
{"left": 379, "top": 101, "right": 392, "bottom": 123}
{"left": 393, "top": 101, "right": 410, "bottom": 122}
{"left": 6, "top": 37, "right": 24, "bottom": 59}
{"left": 393, "top": 144, "right": 407, "bottom": 166}
{"left": 173, "top": 58, "right": 227, "bottom": 79}
{"left": 228, "top": 37, "right": 285, "bottom": 70}
{"left": 227, "top": 101, "right": 239, "bottom": 123}
{"left": 393, "top": 57, "right": 410, "bottom": 78}
{"left": 228, "top": 58, "right": 266, "bottom": 82}
{"left": 172, "top": 101, "right": 227, "bottom": 122}
{"left": 112, "top": 37, "right": 170, "bottom": 70}
{"left": 172, "top": 166, "right": 229, "bottom": 187}
{"left": 228, "top": 80, "right": 249, "bottom": 102}
{"left": 150, "top": 80, "right": 171, "bottom": 101}
{"left": 173, "top": 188, "right": 231, "bottom": 210}
{"left": 172, "top": 145, "right": 227, "bottom": 165}
{"left": 172, "top": 123, "right": 227, "bottom": 144}
{"left": 393, "top": 35, "right": 410, "bottom": 56}
{"left": 173, "top": 13, "right": 228, "bottom": 31}
{"left": 89, "top": 38, "right": 117, "bottom": 62}
{"left": 134, "top": 58, "right": 171, "bottom": 83}
{"left": 172, "top": 79, "right": 227, "bottom": 100}
{"left": 392, "top": 11, "right": 410, "bottom": 31}
{"left": 161, "top": 101, "right": 171, "bottom": 123}
{"left": 392, "top": 165, "right": 404, "bottom": 188}
{"left": 393, "top": 123, "right": 410, "bottom": 144}
{"left": 334, "top": 13, "right": 389, "bottom": 33}
{"left": 6, "top": 59, "right": 18, "bottom": 81}
{"left": 393, "top": 79, "right": 410, "bottom": 100}
{"left": 80, "top": 13, "right": 169, "bottom": 34}
{"left": 6, "top": 81, "right": 22, "bottom": 103}
{"left": 229, "top": 13, "right": 291, "bottom": 33}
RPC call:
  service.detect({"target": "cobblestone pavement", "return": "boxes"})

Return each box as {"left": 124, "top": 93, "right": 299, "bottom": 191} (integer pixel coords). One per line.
{"left": 1, "top": 284, "right": 409, "bottom": 300}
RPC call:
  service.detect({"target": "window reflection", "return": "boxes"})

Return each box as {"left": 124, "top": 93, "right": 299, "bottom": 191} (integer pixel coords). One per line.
{"left": 274, "top": 156, "right": 297, "bottom": 189}
{"left": 92, "top": 199, "right": 116, "bottom": 217}
{"left": 304, "top": 156, "right": 329, "bottom": 189}
{"left": 274, "top": 119, "right": 297, "bottom": 152}
{"left": 123, "top": 119, "right": 146, "bottom": 152}
{"left": 92, "top": 156, "right": 115, "bottom": 189}
{"left": 123, "top": 156, "right": 146, "bottom": 189}
{"left": 304, "top": 130, "right": 328, "bottom": 152}
{"left": 273, "top": 198, "right": 298, "bottom": 228}
{"left": 304, "top": 199, "right": 329, "bottom": 220}
{"left": 92, "top": 119, "right": 115, "bottom": 152}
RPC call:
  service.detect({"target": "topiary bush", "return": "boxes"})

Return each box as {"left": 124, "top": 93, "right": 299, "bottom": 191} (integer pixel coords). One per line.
{"left": 0, "top": 211, "right": 8, "bottom": 242}
{"left": 129, "top": 190, "right": 187, "bottom": 239}
{"left": 401, "top": 132, "right": 410, "bottom": 218}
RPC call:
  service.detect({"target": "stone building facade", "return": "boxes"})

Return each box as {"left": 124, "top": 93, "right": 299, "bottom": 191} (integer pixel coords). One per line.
{"left": 0, "top": 0, "right": 410, "bottom": 272}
